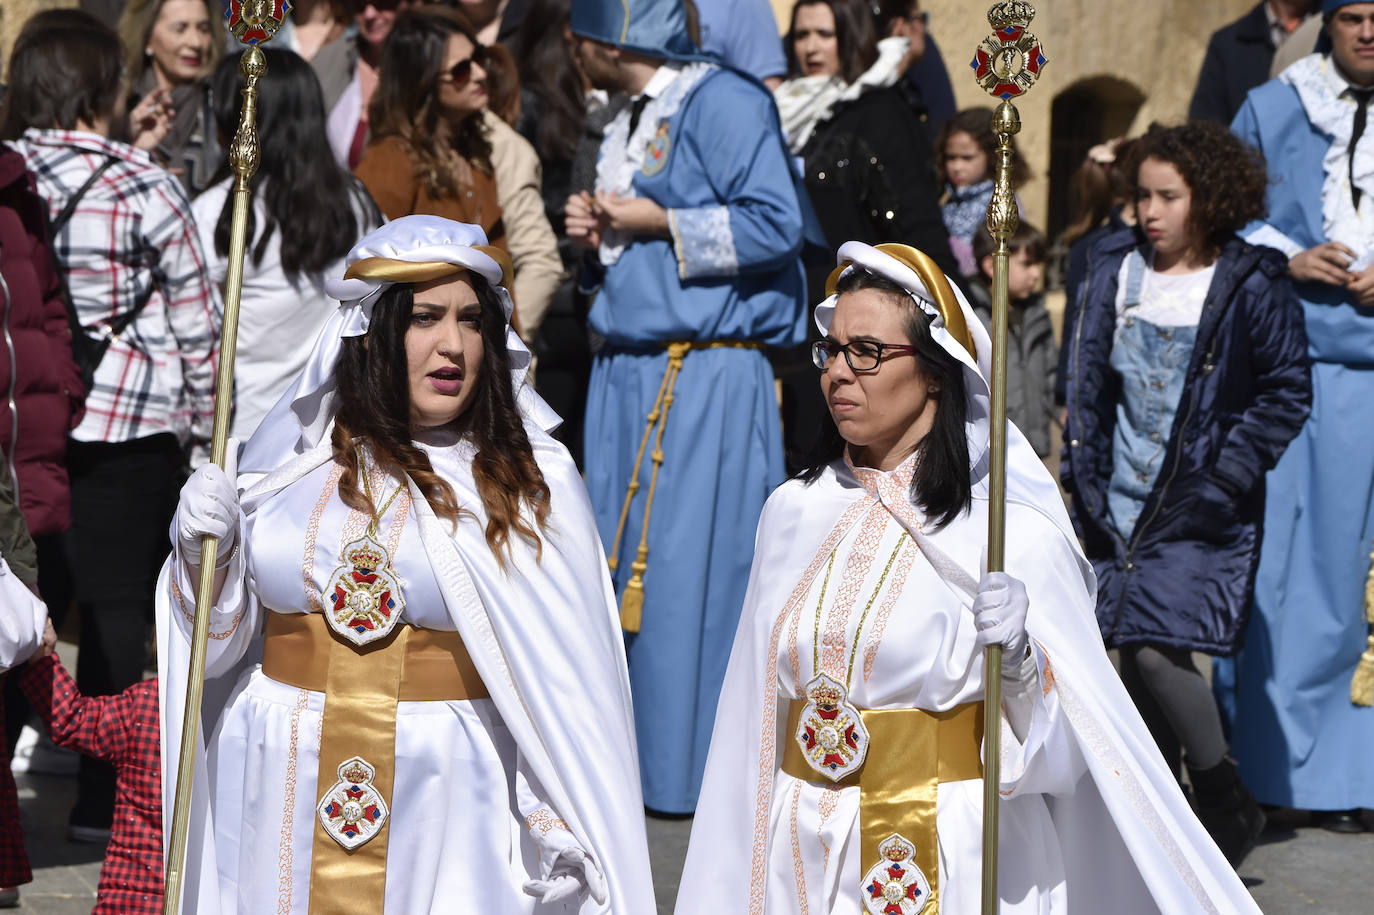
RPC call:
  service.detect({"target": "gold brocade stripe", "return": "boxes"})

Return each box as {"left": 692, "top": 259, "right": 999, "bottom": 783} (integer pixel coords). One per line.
{"left": 781, "top": 700, "right": 984, "bottom": 913}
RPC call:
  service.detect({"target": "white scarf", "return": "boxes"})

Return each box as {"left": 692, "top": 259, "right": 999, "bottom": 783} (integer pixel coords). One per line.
{"left": 1281, "top": 53, "right": 1374, "bottom": 256}
{"left": 773, "top": 36, "right": 908, "bottom": 156}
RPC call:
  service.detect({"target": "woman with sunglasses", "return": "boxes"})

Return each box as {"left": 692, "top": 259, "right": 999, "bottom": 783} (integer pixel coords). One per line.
{"left": 676, "top": 242, "right": 1262, "bottom": 914}
{"left": 355, "top": 7, "right": 507, "bottom": 253}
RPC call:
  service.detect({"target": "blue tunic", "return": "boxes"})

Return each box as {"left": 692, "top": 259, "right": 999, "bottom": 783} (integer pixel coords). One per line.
{"left": 583, "top": 65, "right": 807, "bottom": 813}
{"left": 1214, "top": 77, "right": 1374, "bottom": 810}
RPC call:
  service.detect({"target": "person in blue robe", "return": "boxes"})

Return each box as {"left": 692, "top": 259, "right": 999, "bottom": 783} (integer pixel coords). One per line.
{"left": 1216, "top": 0, "right": 1374, "bottom": 830}
{"left": 566, "top": 0, "right": 813, "bottom": 814}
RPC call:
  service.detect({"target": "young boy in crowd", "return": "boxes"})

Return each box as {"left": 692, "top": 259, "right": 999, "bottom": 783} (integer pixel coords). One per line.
{"left": 969, "top": 221, "right": 1057, "bottom": 457}
{"left": 13, "top": 654, "right": 162, "bottom": 914}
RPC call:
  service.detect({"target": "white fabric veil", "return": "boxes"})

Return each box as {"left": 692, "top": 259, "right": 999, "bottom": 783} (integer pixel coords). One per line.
{"left": 240, "top": 215, "right": 560, "bottom": 474}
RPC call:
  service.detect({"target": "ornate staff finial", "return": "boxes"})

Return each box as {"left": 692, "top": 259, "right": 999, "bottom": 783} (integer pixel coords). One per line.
{"left": 968, "top": 4, "right": 1047, "bottom": 914}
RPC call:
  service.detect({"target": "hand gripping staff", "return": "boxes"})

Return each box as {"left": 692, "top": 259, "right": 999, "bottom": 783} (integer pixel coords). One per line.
{"left": 968, "top": 3, "right": 1048, "bottom": 912}
{"left": 162, "top": 3, "right": 290, "bottom": 912}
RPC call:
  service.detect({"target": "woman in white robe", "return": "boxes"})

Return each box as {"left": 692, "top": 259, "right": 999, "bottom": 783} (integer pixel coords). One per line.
{"left": 676, "top": 242, "right": 1261, "bottom": 914}
{"left": 157, "top": 216, "right": 654, "bottom": 914}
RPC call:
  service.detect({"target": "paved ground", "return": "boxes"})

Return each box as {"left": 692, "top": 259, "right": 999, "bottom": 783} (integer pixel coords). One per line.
{"left": 13, "top": 768, "right": 1373, "bottom": 913}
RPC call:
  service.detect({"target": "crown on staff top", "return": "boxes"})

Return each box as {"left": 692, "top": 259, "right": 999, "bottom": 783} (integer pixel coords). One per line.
{"left": 988, "top": 0, "right": 1036, "bottom": 29}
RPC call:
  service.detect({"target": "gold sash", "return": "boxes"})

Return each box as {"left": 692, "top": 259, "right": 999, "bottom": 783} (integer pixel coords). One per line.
{"left": 261, "top": 611, "right": 487, "bottom": 913}
{"left": 781, "top": 700, "right": 984, "bottom": 913}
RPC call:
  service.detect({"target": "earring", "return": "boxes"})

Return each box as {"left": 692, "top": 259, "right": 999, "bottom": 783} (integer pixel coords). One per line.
{"left": 144, "top": 47, "right": 152, "bottom": 57}
{"left": 927, "top": 385, "right": 939, "bottom": 393}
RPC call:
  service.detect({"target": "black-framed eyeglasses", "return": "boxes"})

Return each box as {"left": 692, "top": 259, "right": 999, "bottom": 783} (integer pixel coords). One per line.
{"left": 812, "top": 339, "right": 917, "bottom": 372}
{"left": 441, "top": 46, "right": 490, "bottom": 87}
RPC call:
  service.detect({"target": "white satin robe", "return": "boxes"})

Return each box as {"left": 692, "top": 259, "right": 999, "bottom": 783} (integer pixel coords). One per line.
{"left": 765, "top": 508, "right": 1077, "bottom": 915}
{"left": 165, "top": 450, "right": 587, "bottom": 914}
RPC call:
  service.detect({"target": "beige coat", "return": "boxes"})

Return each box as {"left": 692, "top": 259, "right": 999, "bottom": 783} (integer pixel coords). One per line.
{"left": 484, "top": 109, "right": 562, "bottom": 340}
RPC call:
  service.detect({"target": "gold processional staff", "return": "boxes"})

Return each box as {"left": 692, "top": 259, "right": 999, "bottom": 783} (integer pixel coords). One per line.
{"left": 162, "top": 2, "right": 289, "bottom": 912}
{"left": 968, "top": 2, "right": 1047, "bottom": 913}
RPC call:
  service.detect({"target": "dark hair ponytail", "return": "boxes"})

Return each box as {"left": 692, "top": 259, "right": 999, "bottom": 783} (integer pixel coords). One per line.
{"left": 797, "top": 269, "right": 971, "bottom": 530}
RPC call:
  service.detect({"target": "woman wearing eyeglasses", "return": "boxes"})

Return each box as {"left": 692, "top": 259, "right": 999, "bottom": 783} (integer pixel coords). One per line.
{"left": 676, "top": 242, "right": 1262, "bottom": 914}
{"left": 354, "top": 7, "right": 507, "bottom": 253}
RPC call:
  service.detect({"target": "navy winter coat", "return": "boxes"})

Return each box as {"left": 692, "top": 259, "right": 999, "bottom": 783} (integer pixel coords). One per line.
{"left": 1061, "top": 232, "right": 1311, "bottom": 654}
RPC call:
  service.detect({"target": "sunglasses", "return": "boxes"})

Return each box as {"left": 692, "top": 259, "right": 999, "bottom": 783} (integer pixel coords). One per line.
{"left": 440, "top": 46, "right": 490, "bottom": 88}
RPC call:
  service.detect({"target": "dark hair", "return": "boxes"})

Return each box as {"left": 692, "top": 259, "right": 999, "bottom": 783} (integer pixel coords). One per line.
{"left": 368, "top": 7, "right": 494, "bottom": 196}
{"left": 798, "top": 269, "right": 971, "bottom": 530}
{"left": 0, "top": 10, "right": 124, "bottom": 139}
{"left": 330, "top": 273, "right": 551, "bottom": 563}
{"left": 1124, "top": 121, "right": 1268, "bottom": 261}
{"left": 510, "top": 0, "right": 586, "bottom": 162}
{"left": 873, "top": 0, "right": 918, "bottom": 35}
{"left": 205, "top": 48, "right": 380, "bottom": 276}
{"left": 784, "top": 0, "right": 878, "bottom": 84}
{"left": 972, "top": 220, "right": 1047, "bottom": 266}
{"left": 936, "top": 106, "right": 1031, "bottom": 188}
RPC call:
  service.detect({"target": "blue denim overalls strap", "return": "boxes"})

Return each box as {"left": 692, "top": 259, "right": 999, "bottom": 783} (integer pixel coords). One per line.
{"left": 1107, "top": 250, "right": 1200, "bottom": 539}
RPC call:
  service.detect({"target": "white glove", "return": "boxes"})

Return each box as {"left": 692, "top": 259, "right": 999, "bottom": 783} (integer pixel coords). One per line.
{"left": 173, "top": 438, "right": 240, "bottom": 565}
{"left": 972, "top": 571, "right": 1030, "bottom": 677}
{"left": 522, "top": 846, "right": 608, "bottom": 907}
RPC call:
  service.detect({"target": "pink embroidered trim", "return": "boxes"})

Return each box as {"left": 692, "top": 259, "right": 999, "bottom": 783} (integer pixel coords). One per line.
{"left": 817, "top": 784, "right": 840, "bottom": 869}
{"left": 172, "top": 574, "right": 244, "bottom": 641}
{"left": 818, "top": 503, "right": 888, "bottom": 679}
{"left": 862, "top": 536, "right": 919, "bottom": 682}
{"left": 788, "top": 781, "right": 810, "bottom": 915}
{"left": 525, "top": 808, "right": 570, "bottom": 836}
{"left": 749, "top": 495, "right": 871, "bottom": 914}
{"left": 276, "top": 688, "right": 310, "bottom": 914}
{"left": 303, "top": 462, "right": 345, "bottom": 612}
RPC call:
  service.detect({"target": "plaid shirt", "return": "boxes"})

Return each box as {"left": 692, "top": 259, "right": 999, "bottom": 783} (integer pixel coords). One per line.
{"left": 9, "top": 130, "right": 219, "bottom": 464}
{"left": 16, "top": 654, "right": 161, "bottom": 914}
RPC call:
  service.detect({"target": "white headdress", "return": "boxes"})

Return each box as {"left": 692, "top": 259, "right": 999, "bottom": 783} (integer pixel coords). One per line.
{"left": 240, "top": 216, "right": 559, "bottom": 473}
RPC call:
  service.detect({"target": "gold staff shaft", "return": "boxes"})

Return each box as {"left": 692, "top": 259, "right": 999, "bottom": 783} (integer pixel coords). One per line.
{"left": 970, "top": 3, "right": 1046, "bottom": 912}
{"left": 162, "top": 43, "right": 268, "bottom": 915}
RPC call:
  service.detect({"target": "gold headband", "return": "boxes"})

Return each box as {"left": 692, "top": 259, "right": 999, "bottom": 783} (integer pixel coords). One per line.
{"left": 824, "top": 243, "right": 976, "bottom": 362}
{"left": 343, "top": 245, "right": 511, "bottom": 287}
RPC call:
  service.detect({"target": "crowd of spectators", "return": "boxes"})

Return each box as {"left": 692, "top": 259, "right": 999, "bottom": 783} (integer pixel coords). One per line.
{"left": 0, "top": 0, "right": 1370, "bottom": 909}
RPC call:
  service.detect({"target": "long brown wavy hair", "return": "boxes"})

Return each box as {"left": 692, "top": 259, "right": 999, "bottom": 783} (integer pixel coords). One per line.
{"left": 330, "top": 272, "right": 550, "bottom": 565}
{"left": 367, "top": 7, "right": 493, "bottom": 200}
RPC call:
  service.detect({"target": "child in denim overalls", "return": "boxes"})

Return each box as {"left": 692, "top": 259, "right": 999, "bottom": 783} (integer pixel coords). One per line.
{"left": 1061, "top": 121, "right": 1312, "bottom": 869}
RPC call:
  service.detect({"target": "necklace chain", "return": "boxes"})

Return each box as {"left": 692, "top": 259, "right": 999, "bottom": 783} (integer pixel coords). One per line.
{"left": 357, "top": 446, "right": 405, "bottom": 537}
{"left": 811, "top": 530, "right": 909, "bottom": 690}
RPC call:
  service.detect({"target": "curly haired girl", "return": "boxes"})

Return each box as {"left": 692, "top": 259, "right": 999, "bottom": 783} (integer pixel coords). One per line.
{"left": 1061, "top": 120, "right": 1312, "bottom": 868}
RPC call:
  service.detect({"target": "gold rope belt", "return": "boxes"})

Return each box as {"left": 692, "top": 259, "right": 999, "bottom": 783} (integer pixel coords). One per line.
{"left": 261, "top": 611, "right": 487, "bottom": 913}
{"left": 607, "top": 339, "right": 766, "bottom": 632}
{"left": 781, "top": 699, "right": 984, "bottom": 913}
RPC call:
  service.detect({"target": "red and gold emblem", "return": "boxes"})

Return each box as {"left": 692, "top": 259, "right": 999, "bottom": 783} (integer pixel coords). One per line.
{"left": 323, "top": 533, "right": 405, "bottom": 647}
{"left": 969, "top": 1, "right": 1046, "bottom": 100}
{"left": 795, "top": 673, "right": 870, "bottom": 782}
{"left": 226, "top": 0, "right": 290, "bottom": 45}
{"left": 862, "top": 833, "right": 932, "bottom": 915}
{"left": 317, "top": 756, "right": 389, "bottom": 850}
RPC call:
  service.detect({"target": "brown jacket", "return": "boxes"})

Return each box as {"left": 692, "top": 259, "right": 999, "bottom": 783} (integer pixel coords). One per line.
{"left": 354, "top": 136, "right": 508, "bottom": 252}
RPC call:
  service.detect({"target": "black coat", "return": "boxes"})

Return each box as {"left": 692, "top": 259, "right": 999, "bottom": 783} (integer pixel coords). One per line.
{"left": 799, "top": 85, "right": 958, "bottom": 289}
{"left": 1061, "top": 232, "right": 1311, "bottom": 654}
{"left": 1188, "top": 2, "right": 1275, "bottom": 126}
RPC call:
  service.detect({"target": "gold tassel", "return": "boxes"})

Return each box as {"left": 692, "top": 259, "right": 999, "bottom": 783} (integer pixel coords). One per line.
{"left": 1350, "top": 538, "right": 1374, "bottom": 706}
{"left": 620, "top": 560, "right": 647, "bottom": 633}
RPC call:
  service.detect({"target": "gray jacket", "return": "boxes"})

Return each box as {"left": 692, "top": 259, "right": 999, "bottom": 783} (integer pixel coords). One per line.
{"left": 969, "top": 285, "right": 1057, "bottom": 457}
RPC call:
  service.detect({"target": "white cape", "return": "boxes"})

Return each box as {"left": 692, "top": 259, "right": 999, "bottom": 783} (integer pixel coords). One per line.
{"left": 677, "top": 443, "right": 1261, "bottom": 914}
{"left": 156, "top": 422, "right": 655, "bottom": 914}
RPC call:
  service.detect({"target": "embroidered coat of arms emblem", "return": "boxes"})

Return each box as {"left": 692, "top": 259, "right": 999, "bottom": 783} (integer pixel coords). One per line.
{"left": 795, "top": 673, "right": 870, "bottom": 781}
{"left": 642, "top": 121, "right": 672, "bottom": 177}
{"left": 862, "top": 833, "right": 932, "bottom": 915}
{"left": 317, "top": 756, "right": 389, "bottom": 850}
{"left": 323, "top": 533, "right": 405, "bottom": 646}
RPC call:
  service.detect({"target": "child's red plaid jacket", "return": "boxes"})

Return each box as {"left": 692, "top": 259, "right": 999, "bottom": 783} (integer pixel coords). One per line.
{"left": 17, "top": 653, "right": 161, "bottom": 914}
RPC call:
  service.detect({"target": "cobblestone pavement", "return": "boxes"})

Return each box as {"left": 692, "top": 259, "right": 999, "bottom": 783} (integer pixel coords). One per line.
{"left": 13, "top": 770, "right": 1373, "bottom": 913}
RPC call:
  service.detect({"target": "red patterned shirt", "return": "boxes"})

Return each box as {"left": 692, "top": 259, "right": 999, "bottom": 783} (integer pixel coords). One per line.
{"left": 16, "top": 654, "right": 161, "bottom": 914}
